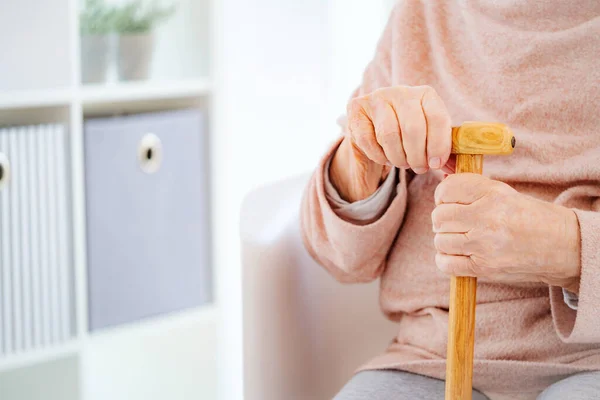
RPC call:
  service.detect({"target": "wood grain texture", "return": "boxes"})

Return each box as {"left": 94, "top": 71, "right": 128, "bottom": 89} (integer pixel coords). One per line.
{"left": 452, "top": 122, "right": 514, "bottom": 155}
{"left": 446, "top": 275, "right": 478, "bottom": 400}
{"left": 445, "top": 153, "right": 482, "bottom": 400}
{"left": 446, "top": 123, "right": 514, "bottom": 399}
{"left": 455, "top": 154, "right": 483, "bottom": 174}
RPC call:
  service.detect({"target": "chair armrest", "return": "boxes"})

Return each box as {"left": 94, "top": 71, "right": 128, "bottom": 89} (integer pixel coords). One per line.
{"left": 240, "top": 173, "right": 398, "bottom": 400}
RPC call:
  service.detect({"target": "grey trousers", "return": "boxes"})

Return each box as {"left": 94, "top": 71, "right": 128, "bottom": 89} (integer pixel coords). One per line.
{"left": 334, "top": 370, "right": 600, "bottom": 400}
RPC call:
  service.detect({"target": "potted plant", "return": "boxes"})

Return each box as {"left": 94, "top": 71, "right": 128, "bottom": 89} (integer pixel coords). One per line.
{"left": 80, "top": 0, "right": 115, "bottom": 84}
{"left": 113, "top": 1, "right": 176, "bottom": 81}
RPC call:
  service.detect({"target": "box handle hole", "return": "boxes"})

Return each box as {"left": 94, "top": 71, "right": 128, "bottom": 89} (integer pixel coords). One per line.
{"left": 0, "top": 152, "right": 9, "bottom": 190}
{"left": 138, "top": 133, "right": 162, "bottom": 174}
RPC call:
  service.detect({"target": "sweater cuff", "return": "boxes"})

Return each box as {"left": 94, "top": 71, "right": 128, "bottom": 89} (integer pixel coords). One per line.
{"left": 324, "top": 156, "right": 398, "bottom": 223}
{"left": 551, "top": 208, "right": 600, "bottom": 343}
{"left": 300, "top": 137, "right": 409, "bottom": 283}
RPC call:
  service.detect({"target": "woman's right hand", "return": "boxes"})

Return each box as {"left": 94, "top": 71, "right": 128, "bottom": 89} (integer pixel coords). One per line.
{"left": 329, "top": 85, "right": 454, "bottom": 203}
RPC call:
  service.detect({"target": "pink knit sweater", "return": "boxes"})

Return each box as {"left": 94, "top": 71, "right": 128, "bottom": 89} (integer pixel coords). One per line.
{"left": 300, "top": 1, "right": 600, "bottom": 398}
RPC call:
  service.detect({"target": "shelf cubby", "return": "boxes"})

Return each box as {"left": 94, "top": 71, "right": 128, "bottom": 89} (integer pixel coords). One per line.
{"left": 0, "top": 341, "right": 80, "bottom": 374}
{"left": 0, "top": 353, "right": 80, "bottom": 400}
{"left": 0, "top": 106, "right": 72, "bottom": 127}
{"left": 81, "top": 79, "right": 211, "bottom": 117}
{"left": 0, "top": 0, "right": 218, "bottom": 398}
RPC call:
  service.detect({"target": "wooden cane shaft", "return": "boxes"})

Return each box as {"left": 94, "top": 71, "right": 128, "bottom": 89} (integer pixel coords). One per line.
{"left": 445, "top": 153, "right": 482, "bottom": 400}
{"left": 454, "top": 153, "right": 483, "bottom": 175}
{"left": 446, "top": 275, "right": 477, "bottom": 400}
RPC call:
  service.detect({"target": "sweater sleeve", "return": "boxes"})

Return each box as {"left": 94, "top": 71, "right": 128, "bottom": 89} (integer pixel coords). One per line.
{"left": 324, "top": 156, "right": 398, "bottom": 223}
{"left": 551, "top": 207, "right": 600, "bottom": 343}
{"left": 300, "top": 139, "right": 409, "bottom": 283}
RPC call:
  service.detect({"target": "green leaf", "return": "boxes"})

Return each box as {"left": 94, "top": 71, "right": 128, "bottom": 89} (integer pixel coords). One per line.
{"left": 80, "top": 0, "right": 177, "bottom": 35}
{"left": 80, "top": 0, "right": 117, "bottom": 35}
{"left": 112, "top": 0, "right": 177, "bottom": 34}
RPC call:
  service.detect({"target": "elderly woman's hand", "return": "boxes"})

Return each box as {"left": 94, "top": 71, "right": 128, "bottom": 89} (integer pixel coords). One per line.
{"left": 329, "top": 85, "right": 454, "bottom": 203}
{"left": 432, "top": 173, "right": 581, "bottom": 292}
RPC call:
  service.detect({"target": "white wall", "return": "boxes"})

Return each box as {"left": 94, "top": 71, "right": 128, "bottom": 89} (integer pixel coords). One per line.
{"left": 328, "top": 0, "right": 395, "bottom": 119}
{"left": 0, "top": 0, "right": 72, "bottom": 91}
{"left": 214, "top": 2, "right": 394, "bottom": 399}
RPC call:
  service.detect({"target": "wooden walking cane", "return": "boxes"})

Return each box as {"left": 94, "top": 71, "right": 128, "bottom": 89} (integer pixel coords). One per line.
{"left": 445, "top": 122, "right": 515, "bottom": 400}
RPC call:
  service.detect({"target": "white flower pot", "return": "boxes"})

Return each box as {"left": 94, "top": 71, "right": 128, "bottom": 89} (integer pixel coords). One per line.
{"left": 117, "top": 34, "right": 155, "bottom": 81}
{"left": 81, "top": 35, "right": 111, "bottom": 84}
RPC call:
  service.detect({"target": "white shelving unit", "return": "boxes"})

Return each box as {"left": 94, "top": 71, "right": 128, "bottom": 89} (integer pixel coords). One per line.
{"left": 80, "top": 78, "right": 212, "bottom": 104}
{"left": 0, "top": 340, "right": 80, "bottom": 374}
{"left": 0, "top": 89, "right": 73, "bottom": 110}
{"left": 0, "top": 0, "right": 219, "bottom": 399}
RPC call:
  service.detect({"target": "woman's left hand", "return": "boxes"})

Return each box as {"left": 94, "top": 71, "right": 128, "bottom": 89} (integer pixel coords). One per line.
{"left": 432, "top": 174, "right": 581, "bottom": 292}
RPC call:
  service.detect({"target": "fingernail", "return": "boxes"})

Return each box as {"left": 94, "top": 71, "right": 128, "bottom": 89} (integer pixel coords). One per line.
{"left": 428, "top": 157, "right": 441, "bottom": 169}
{"left": 413, "top": 167, "right": 428, "bottom": 174}
{"left": 386, "top": 161, "right": 393, "bottom": 167}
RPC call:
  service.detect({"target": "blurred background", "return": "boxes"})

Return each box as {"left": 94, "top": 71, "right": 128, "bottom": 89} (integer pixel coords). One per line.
{"left": 0, "top": 0, "right": 396, "bottom": 399}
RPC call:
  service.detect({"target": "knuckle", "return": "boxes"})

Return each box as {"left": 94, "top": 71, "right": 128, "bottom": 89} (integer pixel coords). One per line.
{"left": 463, "top": 229, "right": 474, "bottom": 243}
{"left": 473, "top": 179, "right": 500, "bottom": 201}
{"left": 347, "top": 97, "right": 360, "bottom": 113}
{"left": 347, "top": 117, "right": 363, "bottom": 137}
{"left": 353, "top": 134, "right": 374, "bottom": 156}
{"left": 390, "top": 85, "right": 410, "bottom": 98}
{"left": 426, "top": 109, "right": 451, "bottom": 129}
{"left": 458, "top": 236, "right": 469, "bottom": 255}
{"left": 450, "top": 175, "right": 471, "bottom": 193}
{"left": 420, "top": 85, "right": 442, "bottom": 102}
{"left": 415, "top": 85, "right": 435, "bottom": 96}
{"left": 347, "top": 97, "right": 366, "bottom": 118}
{"left": 468, "top": 259, "right": 484, "bottom": 276}
{"left": 491, "top": 181, "right": 511, "bottom": 196}
{"left": 373, "top": 86, "right": 392, "bottom": 99}
{"left": 434, "top": 181, "right": 448, "bottom": 204}
{"left": 450, "top": 173, "right": 469, "bottom": 185}
{"left": 431, "top": 208, "right": 441, "bottom": 228}
{"left": 447, "top": 261, "right": 460, "bottom": 275}
{"left": 435, "top": 254, "right": 451, "bottom": 274}
{"left": 487, "top": 186, "right": 503, "bottom": 201}
{"left": 422, "top": 85, "right": 435, "bottom": 94}
{"left": 433, "top": 234, "right": 444, "bottom": 252}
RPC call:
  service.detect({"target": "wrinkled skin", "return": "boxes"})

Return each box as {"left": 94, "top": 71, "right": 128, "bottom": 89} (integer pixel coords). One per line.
{"left": 330, "top": 85, "right": 582, "bottom": 290}
{"left": 432, "top": 173, "right": 581, "bottom": 292}
{"left": 330, "top": 85, "right": 454, "bottom": 203}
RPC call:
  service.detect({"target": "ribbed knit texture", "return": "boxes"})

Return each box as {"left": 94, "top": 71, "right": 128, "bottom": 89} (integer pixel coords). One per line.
{"left": 300, "top": 2, "right": 600, "bottom": 398}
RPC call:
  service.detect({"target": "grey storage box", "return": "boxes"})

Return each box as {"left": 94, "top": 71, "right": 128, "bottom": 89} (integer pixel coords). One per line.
{"left": 84, "top": 109, "right": 212, "bottom": 331}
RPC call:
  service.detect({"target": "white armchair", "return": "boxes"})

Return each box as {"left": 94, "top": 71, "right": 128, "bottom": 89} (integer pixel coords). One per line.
{"left": 240, "top": 173, "right": 399, "bottom": 400}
